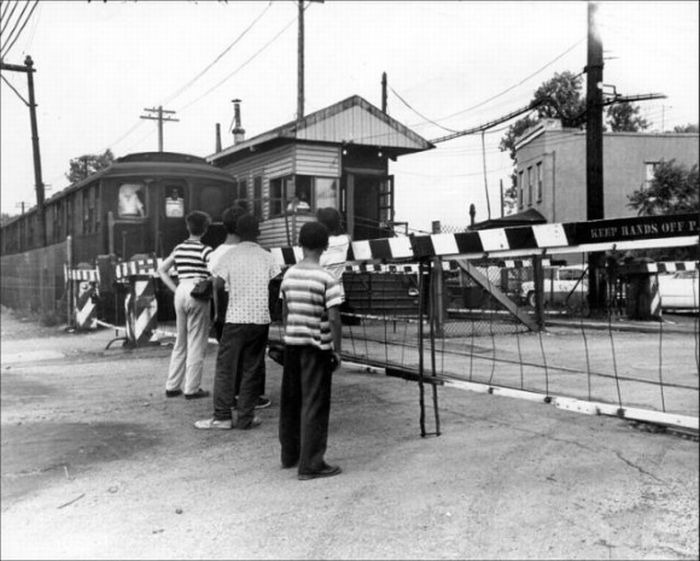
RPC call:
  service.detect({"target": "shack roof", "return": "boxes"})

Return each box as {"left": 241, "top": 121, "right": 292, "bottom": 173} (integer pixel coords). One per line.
{"left": 207, "top": 95, "right": 434, "bottom": 164}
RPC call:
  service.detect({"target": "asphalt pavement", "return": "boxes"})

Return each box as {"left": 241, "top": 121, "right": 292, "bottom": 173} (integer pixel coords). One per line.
{"left": 1, "top": 307, "right": 698, "bottom": 560}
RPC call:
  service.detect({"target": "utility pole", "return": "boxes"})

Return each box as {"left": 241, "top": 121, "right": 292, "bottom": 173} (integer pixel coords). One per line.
{"left": 585, "top": 1, "right": 606, "bottom": 312}
{"left": 0, "top": 55, "right": 46, "bottom": 246}
{"left": 139, "top": 106, "right": 179, "bottom": 152}
{"left": 381, "top": 72, "right": 388, "bottom": 113}
{"left": 481, "top": 131, "right": 491, "bottom": 220}
{"left": 296, "top": 0, "right": 324, "bottom": 122}
{"left": 297, "top": 0, "right": 304, "bottom": 122}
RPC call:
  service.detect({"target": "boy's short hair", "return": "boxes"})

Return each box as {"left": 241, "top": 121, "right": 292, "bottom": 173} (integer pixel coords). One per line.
{"left": 316, "top": 207, "right": 343, "bottom": 236}
{"left": 221, "top": 205, "right": 247, "bottom": 235}
{"left": 236, "top": 213, "right": 260, "bottom": 241}
{"left": 186, "top": 211, "right": 211, "bottom": 236}
{"left": 299, "top": 221, "right": 329, "bottom": 251}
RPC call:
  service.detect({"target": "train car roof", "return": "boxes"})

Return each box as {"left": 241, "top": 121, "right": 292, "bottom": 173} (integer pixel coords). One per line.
{"left": 41, "top": 152, "right": 234, "bottom": 206}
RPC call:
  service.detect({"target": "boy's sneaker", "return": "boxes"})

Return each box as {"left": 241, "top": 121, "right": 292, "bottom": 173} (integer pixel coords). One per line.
{"left": 255, "top": 396, "right": 272, "bottom": 409}
{"left": 194, "top": 418, "right": 232, "bottom": 430}
{"left": 232, "top": 396, "right": 272, "bottom": 410}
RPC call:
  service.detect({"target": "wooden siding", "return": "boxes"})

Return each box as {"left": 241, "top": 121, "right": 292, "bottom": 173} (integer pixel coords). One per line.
{"left": 259, "top": 214, "right": 316, "bottom": 249}
{"left": 294, "top": 144, "right": 341, "bottom": 177}
{"left": 297, "top": 105, "right": 419, "bottom": 149}
{"left": 219, "top": 144, "right": 295, "bottom": 219}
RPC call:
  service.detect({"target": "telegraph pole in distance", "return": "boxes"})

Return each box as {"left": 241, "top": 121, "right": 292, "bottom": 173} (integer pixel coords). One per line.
{"left": 140, "top": 106, "right": 179, "bottom": 152}
{"left": 0, "top": 55, "right": 46, "bottom": 246}
{"left": 585, "top": 1, "right": 606, "bottom": 312}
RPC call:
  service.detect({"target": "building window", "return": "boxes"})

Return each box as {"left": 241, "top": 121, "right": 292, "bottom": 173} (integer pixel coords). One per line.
{"left": 645, "top": 161, "right": 661, "bottom": 187}
{"left": 536, "top": 162, "right": 543, "bottom": 203}
{"left": 527, "top": 166, "right": 533, "bottom": 206}
{"left": 315, "top": 177, "right": 337, "bottom": 209}
{"left": 518, "top": 171, "right": 524, "bottom": 209}
{"left": 252, "top": 176, "right": 263, "bottom": 219}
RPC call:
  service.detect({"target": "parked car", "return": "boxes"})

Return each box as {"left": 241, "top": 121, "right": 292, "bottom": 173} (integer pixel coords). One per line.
{"left": 520, "top": 265, "right": 588, "bottom": 308}
{"left": 657, "top": 270, "right": 699, "bottom": 310}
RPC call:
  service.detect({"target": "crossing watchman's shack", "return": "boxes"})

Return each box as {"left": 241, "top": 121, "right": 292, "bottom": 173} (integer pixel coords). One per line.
{"left": 207, "top": 95, "right": 434, "bottom": 247}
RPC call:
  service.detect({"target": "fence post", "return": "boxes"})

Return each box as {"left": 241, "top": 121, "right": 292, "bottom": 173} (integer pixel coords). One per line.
{"left": 66, "top": 235, "right": 74, "bottom": 328}
{"left": 533, "top": 254, "right": 545, "bottom": 329}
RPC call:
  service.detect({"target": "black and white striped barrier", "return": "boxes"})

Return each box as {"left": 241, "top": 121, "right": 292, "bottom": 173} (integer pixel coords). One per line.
{"left": 270, "top": 213, "right": 698, "bottom": 266}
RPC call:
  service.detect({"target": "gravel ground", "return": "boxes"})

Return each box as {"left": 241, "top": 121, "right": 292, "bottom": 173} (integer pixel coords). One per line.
{"left": 1, "top": 307, "right": 698, "bottom": 560}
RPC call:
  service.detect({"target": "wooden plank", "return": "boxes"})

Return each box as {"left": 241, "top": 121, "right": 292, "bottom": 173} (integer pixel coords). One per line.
{"left": 455, "top": 258, "right": 540, "bottom": 332}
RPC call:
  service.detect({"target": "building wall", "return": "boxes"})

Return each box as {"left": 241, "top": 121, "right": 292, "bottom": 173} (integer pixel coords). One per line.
{"left": 515, "top": 129, "right": 699, "bottom": 224}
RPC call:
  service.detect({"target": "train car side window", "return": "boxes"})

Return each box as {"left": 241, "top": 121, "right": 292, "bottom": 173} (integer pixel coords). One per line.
{"left": 165, "top": 185, "right": 185, "bottom": 218}
{"left": 198, "top": 184, "right": 225, "bottom": 222}
{"left": 118, "top": 182, "right": 146, "bottom": 218}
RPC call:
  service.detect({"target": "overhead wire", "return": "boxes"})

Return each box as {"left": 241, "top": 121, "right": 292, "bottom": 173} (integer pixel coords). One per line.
{"left": 1, "top": 0, "right": 35, "bottom": 59}
{"left": 177, "top": 5, "right": 304, "bottom": 113}
{"left": 158, "top": 0, "right": 273, "bottom": 107}
{"left": 0, "top": 0, "right": 19, "bottom": 40}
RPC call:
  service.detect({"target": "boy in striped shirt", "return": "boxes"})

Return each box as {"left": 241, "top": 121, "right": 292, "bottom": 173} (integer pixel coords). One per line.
{"left": 279, "top": 221, "right": 343, "bottom": 480}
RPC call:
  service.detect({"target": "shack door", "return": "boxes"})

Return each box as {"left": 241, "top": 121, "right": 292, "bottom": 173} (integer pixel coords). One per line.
{"left": 345, "top": 173, "right": 394, "bottom": 241}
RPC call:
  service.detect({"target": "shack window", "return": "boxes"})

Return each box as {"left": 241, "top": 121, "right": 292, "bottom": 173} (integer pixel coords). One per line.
{"left": 270, "top": 176, "right": 296, "bottom": 216}
{"left": 198, "top": 184, "right": 225, "bottom": 222}
{"left": 315, "top": 177, "right": 337, "bottom": 209}
{"left": 252, "top": 176, "right": 263, "bottom": 219}
{"left": 527, "top": 166, "right": 533, "bottom": 206}
{"left": 289, "top": 175, "right": 313, "bottom": 211}
{"left": 165, "top": 185, "right": 185, "bottom": 218}
{"left": 536, "top": 162, "right": 543, "bottom": 203}
{"left": 232, "top": 178, "right": 248, "bottom": 208}
{"left": 518, "top": 171, "right": 524, "bottom": 209}
{"left": 118, "top": 182, "right": 146, "bottom": 218}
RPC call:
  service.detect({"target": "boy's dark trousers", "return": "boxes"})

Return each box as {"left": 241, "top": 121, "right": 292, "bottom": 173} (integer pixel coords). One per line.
{"left": 278, "top": 345, "right": 334, "bottom": 473}
{"left": 213, "top": 323, "right": 269, "bottom": 427}
{"left": 214, "top": 288, "right": 266, "bottom": 399}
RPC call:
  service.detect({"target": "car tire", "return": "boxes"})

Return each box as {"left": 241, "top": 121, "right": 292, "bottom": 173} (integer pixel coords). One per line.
{"left": 527, "top": 291, "right": 536, "bottom": 308}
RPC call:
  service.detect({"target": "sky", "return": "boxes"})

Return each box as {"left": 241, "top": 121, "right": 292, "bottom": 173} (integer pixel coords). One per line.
{"left": 1, "top": 0, "right": 698, "bottom": 232}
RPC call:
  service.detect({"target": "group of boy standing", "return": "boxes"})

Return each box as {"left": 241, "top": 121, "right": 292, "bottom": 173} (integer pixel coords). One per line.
{"left": 157, "top": 206, "right": 349, "bottom": 480}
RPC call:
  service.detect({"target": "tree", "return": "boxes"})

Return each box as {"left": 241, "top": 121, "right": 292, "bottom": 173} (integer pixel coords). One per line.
{"left": 627, "top": 159, "right": 699, "bottom": 216}
{"left": 65, "top": 149, "right": 114, "bottom": 184}
{"left": 499, "top": 71, "right": 585, "bottom": 211}
{"left": 605, "top": 101, "right": 649, "bottom": 132}
{"left": 673, "top": 123, "right": 699, "bottom": 133}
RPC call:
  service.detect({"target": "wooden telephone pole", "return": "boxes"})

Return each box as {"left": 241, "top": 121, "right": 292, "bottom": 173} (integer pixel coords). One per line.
{"left": 585, "top": 1, "right": 606, "bottom": 312}
{"left": 0, "top": 55, "right": 46, "bottom": 246}
{"left": 139, "top": 106, "right": 179, "bottom": 152}
{"left": 297, "top": 0, "right": 324, "bottom": 122}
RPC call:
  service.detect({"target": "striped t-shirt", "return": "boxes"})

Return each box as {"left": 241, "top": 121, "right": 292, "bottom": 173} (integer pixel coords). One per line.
{"left": 172, "top": 239, "right": 212, "bottom": 280}
{"left": 280, "top": 264, "right": 343, "bottom": 350}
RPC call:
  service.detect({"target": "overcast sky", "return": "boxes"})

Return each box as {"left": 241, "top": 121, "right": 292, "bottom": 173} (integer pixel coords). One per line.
{"left": 1, "top": 1, "right": 698, "bottom": 231}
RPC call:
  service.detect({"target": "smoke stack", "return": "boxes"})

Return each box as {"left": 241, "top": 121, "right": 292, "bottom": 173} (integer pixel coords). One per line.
{"left": 215, "top": 123, "right": 222, "bottom": 153}
{"left": 232, "top": 99, "right": 245, "bottom": 145}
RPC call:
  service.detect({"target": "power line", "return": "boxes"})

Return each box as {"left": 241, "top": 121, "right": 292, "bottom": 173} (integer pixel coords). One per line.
{"left": 158, "top": 1, "right": 273, "bottom": 107}
{"left": 0, "top": 0, "right": 19, "bottom": 40}
{"left": 177, "top": 8, "right": 301, "bottom": 112}
{"left": 389, "top": 86, "right": 460, "bottom": 133}
{"left": 427, "top": 36, "right": 586, "bottom": 127}
{"left": 1, "top": 0, "right": 31, "bottom": 58}
{"left": 1, "top": 0, "right": 38, "bottom": 60}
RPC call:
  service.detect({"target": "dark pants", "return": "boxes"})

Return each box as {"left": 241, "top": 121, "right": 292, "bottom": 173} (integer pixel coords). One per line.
{"left": 214, "top": 291, "right": 266, "bottom": 399}
{"left": 213, "top": 323, "right": 269, "bottom": 428}
{"left": 279, "top": 345, "right": 334, "bottom": 474}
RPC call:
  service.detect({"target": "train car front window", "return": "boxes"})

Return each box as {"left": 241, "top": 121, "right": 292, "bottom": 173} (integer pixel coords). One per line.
{"left": 198, "top": 185, "right": 225, "bottom": 222}
{"left": 165, "top": 186, "right": 185, "bottom": 218}
{"left": 118, "top": 182, "right": 146, "bottom": 218}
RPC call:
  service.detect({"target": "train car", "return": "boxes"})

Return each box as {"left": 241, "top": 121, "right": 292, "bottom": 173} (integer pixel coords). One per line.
{"left": 1, "top": 151, "right": 239, "bottom": 319}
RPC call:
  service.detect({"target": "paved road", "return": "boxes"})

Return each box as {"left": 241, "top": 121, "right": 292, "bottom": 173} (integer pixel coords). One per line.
{"left": 1, "top": 308, "right": 698, "bottom": 560}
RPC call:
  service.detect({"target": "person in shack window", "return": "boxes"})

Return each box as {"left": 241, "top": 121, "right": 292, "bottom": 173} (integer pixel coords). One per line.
{"left": 118, "top": 183, "right": 146, "bottom": 217}
{"left": 166, "top": 187, "right": 185, "bottom": 218}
